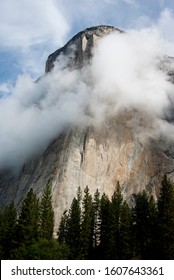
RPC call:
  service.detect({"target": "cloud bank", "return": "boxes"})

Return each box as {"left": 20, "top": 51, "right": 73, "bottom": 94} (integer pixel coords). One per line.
{"left": 0, "top": 27, "right": 174, "bottom": 171}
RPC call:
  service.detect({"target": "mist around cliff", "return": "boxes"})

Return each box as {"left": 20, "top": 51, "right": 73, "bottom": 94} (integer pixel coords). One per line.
{"left": 0, "top": 28, "right": 174, "bottom": 171}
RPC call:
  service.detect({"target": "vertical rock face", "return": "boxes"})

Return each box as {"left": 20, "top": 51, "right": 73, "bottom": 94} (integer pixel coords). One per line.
{"left": 48, "top": 112, "right": 174, "bottom": 231}
{"left": 45, "top": 25, "right": 122, "bottom": 72}
{"left": 0, "top": 25, "right": 174, "bottom": 233}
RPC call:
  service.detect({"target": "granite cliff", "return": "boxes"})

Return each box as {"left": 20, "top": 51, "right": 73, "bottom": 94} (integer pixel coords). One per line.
{"left": 0, "top": 25, "right": 174, "bottom": 233}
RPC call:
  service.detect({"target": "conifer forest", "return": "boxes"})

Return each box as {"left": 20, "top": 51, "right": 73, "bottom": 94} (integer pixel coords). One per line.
{"left": 1, "top": 175, "right": 174, "bottom": 260}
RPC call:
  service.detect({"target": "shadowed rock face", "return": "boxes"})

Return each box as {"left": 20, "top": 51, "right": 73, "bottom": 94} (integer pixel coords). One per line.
{"left": 45, "top": 25, "right": 123, "bottom": 72}
{"left": 1, "top": 25, "right": 174, "bottom": 233}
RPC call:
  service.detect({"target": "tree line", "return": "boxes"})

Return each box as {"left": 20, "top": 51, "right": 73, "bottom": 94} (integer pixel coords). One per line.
{"left": 0, "top": 175, "right": 174, "bottom": 259}
{"left": 0, "top": 181, "right": 68, "bottom": 259}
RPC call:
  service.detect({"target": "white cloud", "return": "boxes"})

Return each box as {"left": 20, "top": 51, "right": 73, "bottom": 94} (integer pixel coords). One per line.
{"left": 0, "top": 0, "right": 69, "bottom": 49}
{"left": 129, "top": 8, "right": 174, "bottom": 56}
{"left": 91, "top": 30, "right": 173, "bottom": 119}
{"left": 156, "top": 8, "right": 174, "bottom": 50}
{"left": 0, "top": 0, "right": 70, "bottom": 78}
{"left": 0, "top": 82, "right": 11, "bottom": 94}
{"left": 0, "top": 29, "right": 174, "bottom": 171}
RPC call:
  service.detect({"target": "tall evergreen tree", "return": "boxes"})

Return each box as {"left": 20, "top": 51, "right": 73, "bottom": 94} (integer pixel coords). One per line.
{"left": 16, "top": 188, "right": 39, "bottom": 245}
{"left": 147, "top": 195, "right": 158, "bottom": 259}
{"left": 109, "top": 182, "right": 123, "bottom": 259}
{"left": 66, "top": 187, "right": 82, "bottom": 259}
{"left": 80, "top": 186, "right": 94, "bottom": 259}
{"left": 119, "top": 201, "right": 133, "bottom": 259}
{"left": 92, "top": 189, "right": 101, "bottom": 259}
{"left": 93, "top": 189, "right": 101, "bottom": 248}
{"left": 39, "top": 180, "right": 54, "bottom": 240}
{"left": 57, "top": 210, "right": 69, "bottom": 244}
{"left": 0, "top": 203, "right": 17, "bottom": 259}
{"left": 133, "top": 190, "right": 158, "bottom": 259}
{"left": 133, "top": 190, "right": 149, "bottom": 259}
{"left": 157, "top": 175, "right": 174, "bottom": 259}
{"left": 99, "top": 193, "right": 111, "bottom": 259}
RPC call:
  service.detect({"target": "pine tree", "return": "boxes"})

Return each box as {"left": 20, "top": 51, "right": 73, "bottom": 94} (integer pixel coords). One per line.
{"left": 133, "top": 190, "right": 158, "bottom": 259}
{"left": 80, "top": 186, "right": 94, "bottom": 259}
{"left": 0, "top": 203, "right": 17, "bottom": 259}
{"left": 147, "top": 195, "right": 158, "bottom": 259}
{"left": 119, "top": 201, "right": 133, "bottom": 259}
{"left": 157, "top": 175, "right": 174, "bottom": 259}
{"left": 16, "top": 188, "right": 39, "bottom": 245}
{"left": 93, "top": 189, "right": 101, "bottom": 248}
{"left": 99, "top": 193, "right": 111, "bottom": 259}
{"left": 12, "top": 188, "right": 39, "bottom": 258}
{"left": 66, "top": 187, "right": 82, "bottom": 259}
{"left": 92, "top": 189, "right": 101, "bottom": 259}
{"left": 109, "top": 182, "right": 123, "bottom": 259}
{"left": 39, "top": 180, "right": 54, "bottom": 240}
{"left": 57, "top": 210, "right": 69, "bottom": 244}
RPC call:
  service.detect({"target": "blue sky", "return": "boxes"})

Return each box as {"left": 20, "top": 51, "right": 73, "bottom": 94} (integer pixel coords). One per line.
{"left": 0, "top": 0, "right": 174, "bottom": 95}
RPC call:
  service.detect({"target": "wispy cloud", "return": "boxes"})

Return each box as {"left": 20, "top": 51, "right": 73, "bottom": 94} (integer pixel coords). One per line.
{"left": 0, "top": 0, "right": 69, "bottom": 49}
{"left": 104, "top": 0, "right": 137, "bottom": 5}
{"left": 156, "top": 8, "right": 174, "bottom": 48}
{"left": 122, "top": 0, "right": 137, "bottom": 6}
{"left": 0, "top": 0, "right": 70, "bottom": 78}
{"left": 132, "top": 9, "right": 174, "bottom": 57}
{"left": 0, "top": 82, "right": 12, "bottom": 97}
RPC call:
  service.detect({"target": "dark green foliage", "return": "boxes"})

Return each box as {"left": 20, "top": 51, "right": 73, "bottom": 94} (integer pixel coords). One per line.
{"left": 99, "top": 193, "right": 111, "bottom": 259}
{"left": 99, "top": 183, "right": 133, "bottom": 259}
{"left": 119, "top": 201, "right": 133, "bottom": 259}
{"left": 57, "top": 210, "right": 69, "bottom": 244}
{"left": 133, "top": 190, "right": 158, "bottom": 259}
{"left": 11, "top": 238, "right": 69, "bottom": 260}
{"left": 80, "top": 186, "right": 94, "bottom": 259}
{"left": 39, "top": 180, "right": 54, "bottom": 240}
{"left": 0, "top": 183, "right": 56, "bottom": 259}
{"left": 66, "top": 188, "right": 82, "bottom": 259}
{"left": 15, "top": 188, "right": 40, "bottom": 246}
{"left": 157, "top": 175, "right": 174, "bottom": 259}
{"left": 1, "top": 175, "right": 174, "bottom": 260}
{"left": 92, "top": 189, "right": 101, "bottom": 258}
{"left": 0, "top": 203, "right": 17, "bottom": 259}
{"left": 28, "top": 239, "right": 69, "bottom": 260}
{"left": 8, "top": 188, "right": 40, "bottom": 259}
{"left": 147, "top": 195, "right": 158, "bottom": 259}
{"left": 43, "top": 177, "right": 174, "bottom": 260}
{"left": 109, "top": 182, "right": 124, "bottom": 259}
